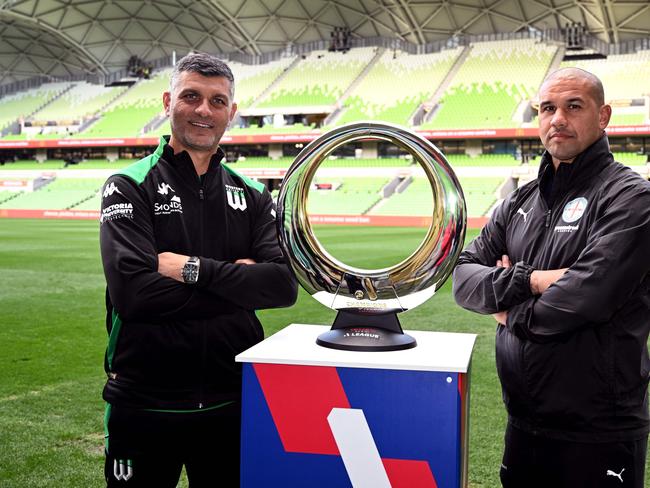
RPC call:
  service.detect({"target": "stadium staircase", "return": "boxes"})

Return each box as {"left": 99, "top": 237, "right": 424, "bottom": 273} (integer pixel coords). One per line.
{"left": 364, "top": 176, "right": 404, "bottom": 214}
{"left": 416, "top": 46, "right": 471, "bottom": 126}
{"left": 142, "top": 113, "right": 168, "bottom": 135}
{"left": 77, "top": 115, "right": 100, "bottom": 134}
{"left": 323, "top": 47, "right": 386, "bottom": 126}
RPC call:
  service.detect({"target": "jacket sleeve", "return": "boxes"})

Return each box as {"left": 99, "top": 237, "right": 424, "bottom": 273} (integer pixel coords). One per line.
{"left": 100, "top": 175, "right": 235, "bottom": 321}
{"left": 196, "top": 189, "right": 298, "bottom": 310}
{"left": 452, "top": 196, "right": 535, "bottom": 314}
{"left": 506, "top": 185, "right": 650, "bottom": 342}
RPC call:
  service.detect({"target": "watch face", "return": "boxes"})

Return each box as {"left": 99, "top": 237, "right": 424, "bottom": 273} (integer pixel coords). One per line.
{"left": 182, "top": 259, "right": 199, "bottom": 284}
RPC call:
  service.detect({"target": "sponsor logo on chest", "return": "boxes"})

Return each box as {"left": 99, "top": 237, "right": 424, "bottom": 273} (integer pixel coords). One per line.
{"left": 226, "top": 184, "right": 247, "bottom": 211}
{"left": 154, "top": 181, "right": 183, "bottom": 215}
{"left": 554, "top": 197, "right": 588, "bottom": 233}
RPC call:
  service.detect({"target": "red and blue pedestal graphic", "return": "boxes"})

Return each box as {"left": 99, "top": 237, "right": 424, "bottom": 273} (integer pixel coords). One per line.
{"left": 241, "top": 362, "right": 469, "bottom": 487}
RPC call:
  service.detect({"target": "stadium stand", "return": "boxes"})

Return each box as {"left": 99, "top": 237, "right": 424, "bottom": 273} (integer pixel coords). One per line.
{"left": 613, "top": 152, "right": 648, "bottom": 166}
{"left": 421, "top": 39, "right": 557, "bottom": 129}
{"left": 446, "top": 153, "right": 521, "bottom": 167}
{"left": 74, "top": 68, "right": 171, "bottom": 138}
{"left": 335, "top": 47, "right": 463, "bottom": 126}
{"left": 31, "top": 82, "right": 128, "bottom": 124}
{"left": 231, "top": 57, "right": 297, "bottom": 110}
{"left": 370, "top": 176, "right": 503, "bottom": 217}
{"left": 231, "top": 157, "right": 412, "bottom": 168}
{"left": 253, "top": 47, "right": 377, "bottom": 109}
{"left": 0, "top": 178, "right": 104, "bottom": 210}
{"left": 0, "top": 82, "right": 70, "bottom": 135}
{"left": 306, "top": 177, "right": 388, "bottom": 214}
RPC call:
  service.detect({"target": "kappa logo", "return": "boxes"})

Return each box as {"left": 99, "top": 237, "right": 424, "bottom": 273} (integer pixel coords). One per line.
{"left": 113, "top": 459, "right": 133, "bottom": 481}
{"left": 103, "top": 182, "right": 122, "bottom": 198}
{"left": 226, "top": 185, "right": 247, "bottom": 211}
{"left": 157, "top": 182, "right": 174, "bottom": 195}
{"left": 562, "top": 197, "right": 588, "bottom": 223}
{"left": 516, "top": 207, "right": 531, "bottom": 223}
{"left": 606, "top": 468, "right": 624, "bottom": 483}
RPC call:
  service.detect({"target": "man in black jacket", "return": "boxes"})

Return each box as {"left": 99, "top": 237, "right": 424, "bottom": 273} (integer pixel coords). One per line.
{"left": 100, "top": 53, "right": 298, "bottom": 487}
{"left": 453, "top": 68, "right": 650, "bottom": 487}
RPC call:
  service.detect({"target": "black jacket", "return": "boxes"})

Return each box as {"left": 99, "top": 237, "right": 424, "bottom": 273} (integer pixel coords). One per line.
{"left": 453, "top": 135, "right": 650, "bottom": 442}
{"left": 99, "top": 137, "right": 298, "bottom": 410}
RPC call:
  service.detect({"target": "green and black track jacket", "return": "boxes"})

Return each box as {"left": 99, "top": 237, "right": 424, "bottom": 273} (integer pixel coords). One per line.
{"left": 453, "top": 135, "right": 650, "bottom": 442}
{"left": 99, "top": 136, "right": 298, "bottom": 410}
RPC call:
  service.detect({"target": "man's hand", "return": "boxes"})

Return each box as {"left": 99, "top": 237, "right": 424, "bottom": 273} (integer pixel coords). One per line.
{"left": 530, "top": 268, "right": 568, "bottom": 295}
{"left": 158, "top": 252, "right": 188, "bottom": 282}
{"left": 235, "top": 258, "right": 256, "bottom": 265}
{"left": 492, "top": 310, "right": 508, "bottom": 325}
{"left": 492, "top": 254, "right": 511, "bottom": 325}
{"left": 496, "top": 254, "right": 511, "bottom": 269}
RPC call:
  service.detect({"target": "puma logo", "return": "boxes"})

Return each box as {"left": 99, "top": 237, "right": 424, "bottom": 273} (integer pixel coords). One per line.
{"left": 517, "top": 207, "right": 531, "bottom": 223}
{"left": 606, "top": 468, "right": 625, "bottom": 483}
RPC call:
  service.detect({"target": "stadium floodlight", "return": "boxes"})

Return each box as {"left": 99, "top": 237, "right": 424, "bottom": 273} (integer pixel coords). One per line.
{"left": 277, "top": 121, "right": 467, "bottom": 351}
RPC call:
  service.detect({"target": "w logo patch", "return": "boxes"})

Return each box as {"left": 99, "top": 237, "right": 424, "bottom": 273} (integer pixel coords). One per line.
{"left": 113, "top": 459, "right": 133, "bottom": 481}
{"left": 226, "top": 185, "right": 247, "bottom": 211}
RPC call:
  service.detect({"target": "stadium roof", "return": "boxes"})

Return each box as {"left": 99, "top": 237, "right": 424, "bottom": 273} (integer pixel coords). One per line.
{"left": 1, "top": 0, "right": 649, "bottom": 87}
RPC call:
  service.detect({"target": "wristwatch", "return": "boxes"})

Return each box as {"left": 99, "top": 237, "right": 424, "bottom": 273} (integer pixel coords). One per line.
{"left": 181, "top": 256, "right": 200, "bottom": 284}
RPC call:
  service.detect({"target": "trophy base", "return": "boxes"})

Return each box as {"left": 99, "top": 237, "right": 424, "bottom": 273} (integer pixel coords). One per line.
{"left": 316, "top": 310, "right": 417, "bottom": 352}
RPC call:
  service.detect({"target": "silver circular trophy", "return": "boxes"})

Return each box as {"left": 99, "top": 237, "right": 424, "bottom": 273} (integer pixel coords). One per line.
{"left": 277, "top": 122, "right": 466, "bottom": 352}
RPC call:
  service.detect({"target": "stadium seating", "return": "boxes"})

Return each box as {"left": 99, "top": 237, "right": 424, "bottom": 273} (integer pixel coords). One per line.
{"left": 306, "top": 177, "right": 388, "bottom": 214}
{"left": 254, "top": 48, "right": 377, "bottom": 108}
{"left": 370, "top": 176, "right": 503, "bottom": 217}
{"left": 613, "top": 152, "right": 647, "bottom": 166}
{"left": 421, "top": 40, "right": 557, "bottom": 129}
{"left": 0, "top": 82, "right": 71, "bottom": 133}
{"left": 228, "top": 156, "right": 413, "bottom": 168}
{"left": 0, "top": 178, "right": 104, "bottom": 209}
{"left": 74, "top": 68, "right": 171, "bottom": 138}
{"left": 445, "top": 153, "right": 521, "bottom": 167}
{"left": 230, "top": 57, "right": 297, "bottom": 109}
{"left": 31, "top": 82, "right": 128, "bottom": 122}
{"left": 335, "top": 47, "right": 463, "bottom": 125}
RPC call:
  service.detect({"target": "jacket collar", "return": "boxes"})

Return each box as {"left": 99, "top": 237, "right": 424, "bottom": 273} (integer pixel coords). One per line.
{"left": 157, "top": 135, "right": 226, "bottom": 174}
{"left": 538, "top": 134, "right": 612, "bottom": 206}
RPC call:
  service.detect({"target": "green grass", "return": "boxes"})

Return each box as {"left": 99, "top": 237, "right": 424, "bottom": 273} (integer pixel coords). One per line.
{"left": 0, "top": 219, "right": 500, "bottom": 487}
{"left": 3, "top": 220, "right": 644, "bottom": 486}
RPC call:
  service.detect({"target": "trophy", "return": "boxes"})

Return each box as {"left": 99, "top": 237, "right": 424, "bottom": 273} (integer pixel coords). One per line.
{"left": 277, "top": 122, "right": 466, "bottom": 352}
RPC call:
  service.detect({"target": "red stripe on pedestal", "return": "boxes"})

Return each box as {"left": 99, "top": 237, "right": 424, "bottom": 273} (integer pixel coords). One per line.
{"left": 383, "top": 458, "right": 438, "bottom": 488}
{"left": 253, "top": 363, "right": 350, "bottom": 454}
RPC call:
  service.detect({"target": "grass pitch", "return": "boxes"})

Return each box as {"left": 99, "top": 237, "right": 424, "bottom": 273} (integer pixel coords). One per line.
{"left": 2, "top": 218, "right": 630, "bottom": 487}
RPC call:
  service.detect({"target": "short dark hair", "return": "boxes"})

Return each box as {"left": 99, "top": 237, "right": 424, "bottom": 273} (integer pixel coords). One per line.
{"left": 170, "top": 52, "right": 235, "bottom": 99}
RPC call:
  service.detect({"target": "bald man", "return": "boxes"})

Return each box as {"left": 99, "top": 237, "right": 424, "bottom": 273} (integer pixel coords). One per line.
{"left": 453, "top": 68, "right": 650, "bottom": 487}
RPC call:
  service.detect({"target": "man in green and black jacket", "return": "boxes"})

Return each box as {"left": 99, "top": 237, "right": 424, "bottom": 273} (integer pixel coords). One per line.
{"left": 99, "top": 53, "right": 297, "bottom": 487}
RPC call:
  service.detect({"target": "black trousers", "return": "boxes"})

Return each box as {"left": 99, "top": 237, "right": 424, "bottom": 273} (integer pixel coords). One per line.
{"left": 500, "top": 423, "right": 648, "bottom": 488}
{"left": 104, "top": 402, "right": 241, "bottom": 488}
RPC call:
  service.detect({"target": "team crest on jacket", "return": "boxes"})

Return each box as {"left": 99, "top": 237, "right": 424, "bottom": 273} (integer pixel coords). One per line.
{"left": 226, "top": 185, "right": 247, "bottom": 211}
{"left": 562, "top": 197, "right": 588, "bottom": 223}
